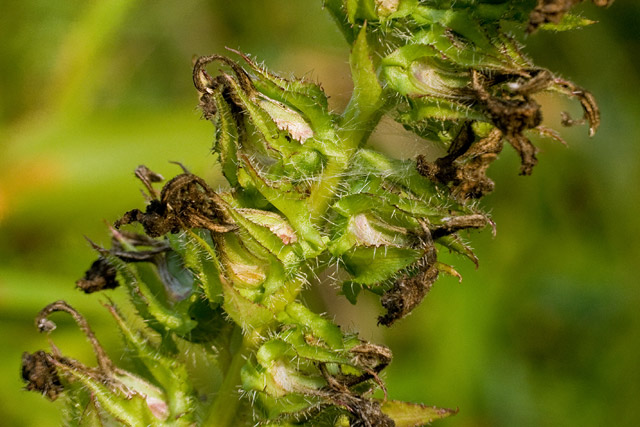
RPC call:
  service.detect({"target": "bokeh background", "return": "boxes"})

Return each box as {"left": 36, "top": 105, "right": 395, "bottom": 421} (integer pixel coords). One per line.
{"left": 1, "top": 1, "right": 639, "bottom": 426}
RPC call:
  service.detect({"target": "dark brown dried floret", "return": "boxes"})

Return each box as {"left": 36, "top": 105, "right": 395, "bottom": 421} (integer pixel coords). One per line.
{"left": 86, "top": 232, "right": 171, "bottom": 263}
{"left": 349, "top": 343, "right": 392, "bottom": 374}
{"left": 21, "top": 351, "right": 64, "bottom": 400}
{"left": 417, "top": 126, "right": 503, "bottom": 200}
{"left": 378, "top": 262, "right": 439, "bottom": 327}
{"left": 346, "top": 396, "right": 395, "bottom": 427}
{"left": 193, "top": 54, "right": 256, "bottom": 121}
{"left": 116, "top": 173, "right": 236, "bottom": 237}
{"left": 76, "top": 257, "right": 119, "bottom": 293}
{"left": 431, "top": 214, "right": 489, "bottom": 239}
{"left": 471, "top": 71, "right": 545, "bottom": 175}
{"left": 451, "top": 129, "right": 503, "bottom": 199}
{"left": 378, "top": 224, "right": 439, "bottom": 327}
{"left": 318, "top": 364, "right": 395, "bottom": 427}
{"left": 417, "top": 121, "right": 476, "bottom": 185}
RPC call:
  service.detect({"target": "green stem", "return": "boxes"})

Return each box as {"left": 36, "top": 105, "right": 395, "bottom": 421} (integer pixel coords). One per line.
{"left": 307, "top": 104, "right": 387, "bottom": 220}
{"left": 308, "top": 25, "right": 389, "bottom": 218}
{"left": 307, "top": 153, "right": 351, "bottom": 220}
{"left": 204, "top": 329, "right": 260, "bottom": 427}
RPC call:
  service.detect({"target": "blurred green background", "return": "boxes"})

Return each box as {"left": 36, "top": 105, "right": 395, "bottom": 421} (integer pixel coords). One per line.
{"left": 1, "top": 1, "right": 638, "bottom": 426}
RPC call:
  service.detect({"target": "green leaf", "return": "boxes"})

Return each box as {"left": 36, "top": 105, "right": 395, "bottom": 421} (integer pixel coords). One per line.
{"left": 107, "top": 254, "right": 197, "bottom": 335}
{"left": 212, "top": 89, "right": 239, "bottom": 186}
{"left": 238, "top": 54, "right": 333, "bottom": 137}
{"left": 353, "top": 149, "right": 444, "bottom": 202}
{"left": 322, "top": 0, "right": 357, "bottom": 44}
{"left": 219, "top": 232, "right": 268, "bottom": 289}
{"left": 539, "top": 13, "right": 597, "bottom": 32}
{"left": 342, "top": 246, "right": 422, "bottom": 285}
{"left": 381, "top": 400, "right": 457, "bottom": 427}
{"left": 349, "top": 24, "right": 383, "bottom": 115}
{"left": 225, "top": 78, "right": 299, "bottom": 158}
{"left": 347, "top": 0, "right": 378, "bottom": 24}
{"left": 104, "top": 304, "right": 197, "bottom": 422}
{"left": 181, "top": 229, "right": 225, "bottom": 306}
{"left": 240, "top": 157, "right": 326, "bottom": 256}
{"left": 55, "top": 363, "right": 159, "bottom": 427}
{"left": 435, "top": 234, "right": 479, "bottom": 268}
{"left": 339, "top": 23, "right": 386, "bottom": 146}
{"left": 258, "top": 99, "right": 315, "bottom": 144}
{"left": 341, "top": 281, "right": 363, "bottom": 304}
{"left": 279, "top": 331, "right": 351, "bottom": 364}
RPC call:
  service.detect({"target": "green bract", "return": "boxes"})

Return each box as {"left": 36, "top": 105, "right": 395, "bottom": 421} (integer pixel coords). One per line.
{"left": 22, "top": 1, "right": 612, "bottom": 425}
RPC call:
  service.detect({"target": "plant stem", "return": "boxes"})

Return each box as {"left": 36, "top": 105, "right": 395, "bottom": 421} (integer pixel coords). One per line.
{"left": 204, "top": 329, "right": 260, "bottom": 427}
{"left": 308, "top": 153, "right": 351, "bottom": 220}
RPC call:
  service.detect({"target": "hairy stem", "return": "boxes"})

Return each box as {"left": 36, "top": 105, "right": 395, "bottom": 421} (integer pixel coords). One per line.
{"left": 204, "top": 329, "right": 260, "bottom": 427}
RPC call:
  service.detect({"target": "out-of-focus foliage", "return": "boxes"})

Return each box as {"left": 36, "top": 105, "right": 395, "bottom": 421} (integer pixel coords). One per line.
{"left": 1, "top": 1, "right": 639, "bottom": 426}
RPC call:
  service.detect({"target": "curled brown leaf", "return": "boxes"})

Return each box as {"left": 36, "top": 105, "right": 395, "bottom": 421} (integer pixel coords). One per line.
{"left": 36, "top": 301, "right": 115, "bottom": 375}
{"left": 554, "top": 77, "right": 601, "bottom": 136}
{"left": 471, "top": 70, "right": 547, "bottom": 175}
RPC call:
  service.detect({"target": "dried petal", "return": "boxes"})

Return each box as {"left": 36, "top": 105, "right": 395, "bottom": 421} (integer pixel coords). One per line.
{"left": 116, "top": 173, "right": 236, "bottom": 237}
{"left": 554, "top": 77, "right": 601, "bottom": 136}
{"left": 134, "top": 165, "right": 164, "bottom": 200}
{"left": 21, "top": 351, "right": 64, "bottom": 400}
{"left": 258, "top": 98, "right": 314, "bottom": 143}
{"left": 76, "top": 257, "right": 119, "bottom": 293}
